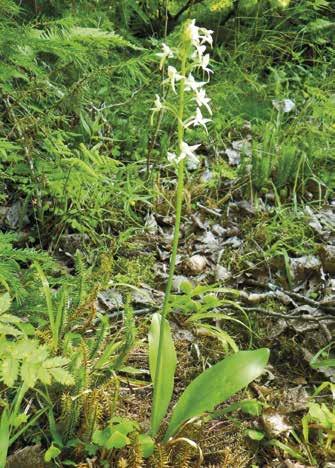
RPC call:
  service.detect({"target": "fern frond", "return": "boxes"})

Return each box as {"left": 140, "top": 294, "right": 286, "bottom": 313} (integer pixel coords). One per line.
{"left": 149, "top": 444, "right": 171, "bottom": 468}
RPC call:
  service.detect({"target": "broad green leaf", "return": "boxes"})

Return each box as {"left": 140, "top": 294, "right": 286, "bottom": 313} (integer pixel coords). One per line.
{"left": 105, "top": 431, "right": 130, "bottom": 449}
{"left": 44, "top": 444, "right": 61, "bottom": 462}
{"left": 214, "top": 399, "right": 263, "bottom": 417}
{"left": 149, "top": 313, "right": 177, "bottom": 436}
{"left": 11, "top": 413, "right": 27, "bottom": 428}
{"left": 92, "top": 427, "right": 130, "bottom": 449}
{"left": 92, "top": 428, "right": 109, "bottom": 446}
{"left": 138, "top": 434, "right": 155, "bottom": 458}
{"left": 110, "top": 417, "right": 138, "bottom": 434}
{"left": 164, "top": 348, "right": 269, "bottom": 441}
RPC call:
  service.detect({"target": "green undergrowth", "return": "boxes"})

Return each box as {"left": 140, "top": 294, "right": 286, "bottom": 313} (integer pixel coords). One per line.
{"left": 1, "top": 0, "right": 335, "bottom": 466}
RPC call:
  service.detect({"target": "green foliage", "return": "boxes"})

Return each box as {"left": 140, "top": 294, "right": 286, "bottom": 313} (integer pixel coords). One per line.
{"left": 1, "top": 0, "right": 334, "bottom": 465}
{"left": 168, "top": 283, "right": 252, "bottom": 351}
{"left": 0, "top": 233, "right": 56, "bottom": 302}
{"left": 0, "top": 294, "right": 74, "bottom": 467}
{"left": 93, "top": 417, "right": 139, "bottom": 450}
{"left": 0, "top": 338, "right": 74, "bottom": 388}
{"left": 164, "top": 348, "right": 269, "bottom": 440}
{"left": 303, "top": 401, "right": 335, "bottom": 450}
{"left": 149, "top": 313, "right": 177, "bottom": 436}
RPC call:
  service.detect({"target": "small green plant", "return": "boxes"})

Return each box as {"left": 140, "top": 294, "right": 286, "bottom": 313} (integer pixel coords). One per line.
{"left": 302, "top": 343, "right": 335, "bottom": 452}
{"left": 148, "top": 19, "right": 269, "bottom": 443}
{"left": 167, "top": 282, "right": 252, "bottom": 352}
{"left": 0, "top": 293, "right": 74, "bottom": 468}
{"left": 303, "top": 399, "right": 335, "bottom": 451}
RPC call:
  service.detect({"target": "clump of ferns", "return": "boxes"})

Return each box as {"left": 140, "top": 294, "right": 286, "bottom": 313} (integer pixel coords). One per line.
{"left": 169, "top": 442, "right": 203, "bottom": 468}
{"left": 59, "top": 304, "right": 136, "bottom": 444}
{"left": 148, "top": 418, "right": 204, "bottom": 468}
{"left": 63, "top": 251, "right": 113, "bottom": 333}
{"left": 120, "top": 433, "right": 144, "bottom": 468}
{"left": 148, "top": 443, "right": 171, "bottom": 468}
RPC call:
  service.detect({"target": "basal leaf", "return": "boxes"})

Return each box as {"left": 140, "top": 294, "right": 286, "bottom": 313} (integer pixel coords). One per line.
{"left": 164, "top": 348, "right": 269, "bottom": 441}
{"left": 149, "top": 313, "right": 177, "bottom": 436}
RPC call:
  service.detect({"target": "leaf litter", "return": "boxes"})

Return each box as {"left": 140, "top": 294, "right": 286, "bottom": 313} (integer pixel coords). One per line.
{"left": 92, "top": 191, "right": 335, "bottom": 466}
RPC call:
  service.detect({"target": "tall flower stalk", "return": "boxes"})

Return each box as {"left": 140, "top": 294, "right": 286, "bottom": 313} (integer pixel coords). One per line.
{"left": 149, "top": 20, "right": 214, "bottom": 437}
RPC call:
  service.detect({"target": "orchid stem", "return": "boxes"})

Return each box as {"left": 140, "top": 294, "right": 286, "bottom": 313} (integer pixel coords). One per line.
{"left": 151, "top": 46, "right": 187, "bottom": 433}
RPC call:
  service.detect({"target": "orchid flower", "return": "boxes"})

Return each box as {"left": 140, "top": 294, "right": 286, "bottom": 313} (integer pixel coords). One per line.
{"left": 157, "top": 43, "right": 174, "bottom": 69}
{"left": 184, "top": 73, "right": 206, "bottom": 92}
{"left": 194, "top": 88, "right": 212, "bottom": 115}
{"left": 199, "top": 53, "right": 213, "bottom": 76}
{"left": 199, "top": 27, "right": 214, "bottom": 47}
{"left": 151, "top": 94, "right": 163, "bottom": 113}
{"left": 185, "top": 107, "right": 211, "bottom": 132}
{"left": 167, "top": 151, "right": 180, "bottom": 164}
{"left": 167, "top": 142, "right": 201, "bottom": 166}
{"left": 166, "top": 66, "right": 183, "bottom": 94}
{"left": 180, "top": 141, "right": 201, "bottom": 166}
{"left": 186, "top": 20, "right": 213, "bottom": 48}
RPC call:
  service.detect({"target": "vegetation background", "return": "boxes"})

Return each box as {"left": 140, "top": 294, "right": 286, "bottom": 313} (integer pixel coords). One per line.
{"left": 0, "top": 0, "right": 335, "bottom": 466}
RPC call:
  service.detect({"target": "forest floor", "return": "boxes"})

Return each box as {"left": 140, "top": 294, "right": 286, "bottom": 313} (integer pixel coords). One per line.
{"left": 85, "top": 186, "right": 335, "bottom": 467}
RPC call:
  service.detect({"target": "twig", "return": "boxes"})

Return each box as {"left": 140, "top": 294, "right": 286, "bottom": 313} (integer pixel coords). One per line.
{"left": 244, "top": 307, "right": 335, "bottom": 322}
{"left": 243, "top": 279, "right": 335, "bottom": 314}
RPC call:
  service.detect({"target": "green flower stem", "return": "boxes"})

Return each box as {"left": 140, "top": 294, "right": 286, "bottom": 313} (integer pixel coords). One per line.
{"left": 161, "top": 64, "right": 187, "bottom": 318}
{"left": 151, "top": 44, "right": 188, "bottom": 433}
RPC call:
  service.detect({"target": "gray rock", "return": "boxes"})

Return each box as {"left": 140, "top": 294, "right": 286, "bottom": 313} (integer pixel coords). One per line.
{"left": 6, "top": 445, "right": 45, "bottom": 468}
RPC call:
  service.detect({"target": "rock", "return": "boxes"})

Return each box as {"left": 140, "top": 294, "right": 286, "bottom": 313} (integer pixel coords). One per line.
{"left": 184, "top": 254, "right": 207, "bottom": 274}
{"left": 59, "top": 233, "right": 90, "bottom": 254}
{"left": 98, "top": 289, "right": 123, "bottom": 310}
{"left": 261, "top": 408, "right": 292, "bottom": 437}
{"left": 144, "top": 213, "right": 158, "bottom": 234}
{"left": 4, "top": 201, "right": 29, "bottom": 229}
{"left": 278, "top": 386, "right": 309, "bottom": 414}
{"left": 290, "top": 255, "right": 321, "bottom": 281}
{"left": 6, "top": 445, "right": 45, "bottom": 468}
{"left": 319, "top": 245, "right": 335, "bottom": 273}
{"left": 214, "top": 265, "right": 231, "bottom": 282}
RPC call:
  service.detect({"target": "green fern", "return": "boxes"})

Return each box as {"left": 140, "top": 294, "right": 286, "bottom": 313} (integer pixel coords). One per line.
{"left": 0, "top": 233, "right": 56, "bottom": 302}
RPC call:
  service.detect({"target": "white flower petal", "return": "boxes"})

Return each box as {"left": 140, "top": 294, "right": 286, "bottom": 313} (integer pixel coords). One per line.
{"left": 157, "top": 43, "right": 174, "bottom": 69}
{"left": 185, "top": 73, "right": 206, "bottom": 92}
